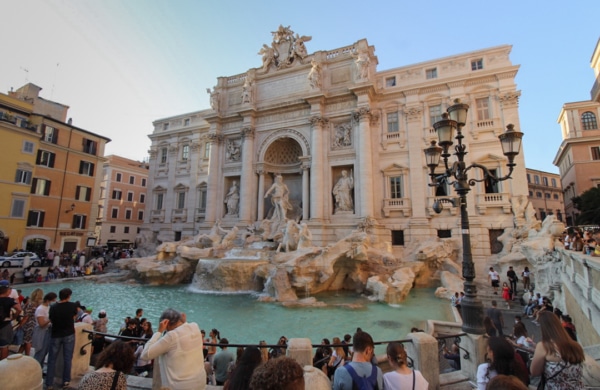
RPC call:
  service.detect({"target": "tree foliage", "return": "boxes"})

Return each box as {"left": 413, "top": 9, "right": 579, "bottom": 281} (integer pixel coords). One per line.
{"left": 573, "top": 187, "right": 600, "bottom": 225}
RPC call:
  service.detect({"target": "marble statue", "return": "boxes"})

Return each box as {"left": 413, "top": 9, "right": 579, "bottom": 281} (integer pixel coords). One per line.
{"left": 297, "top": 223, "right": 313, "bottom": 249}
{"left": 258, "top": 44, "right": 276, "bottom": 71}
{"left": 308, "top": 59, "right": 321, "bottom": 89}
{"left": 264, "top": 174, "right": 292, "bottom": 222}
{"left": 241, "top": 76, "right": 253, "bottom": 104}
{"left": 206, "top": 87, "right": 219, "bottom": 110}
{"left": 226, "top": 139, "right": 241, "bottom": 161}
{"left": 194, "top": 220, "right": 224, "bottom": 247}
{"left": 332, "top": 124, "right": 351, "bottom": 148}
{"left": 224, "top": 181, "right": 240, "bottom": 216}
{"left": 354, "top": 48, "right": 370, "bottom": 79}
{"left": 332, "top": 170, "right": 354, "bottom": 213}
{"left": 277, "top": 220, "right": 300, "bottom": 252}
{"left": 218, "top": 226, "right": 239, "bottom": 249}
{"left": 259, "top": 26, "right": 312, "bottom": 71}
{"left": 292, "top": 34, "right": 311, "bottom": 60}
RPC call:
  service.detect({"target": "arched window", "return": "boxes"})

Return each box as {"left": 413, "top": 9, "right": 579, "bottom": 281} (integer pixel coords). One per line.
{"left": 581, "top": 111, "right": 598, "bottom": 130}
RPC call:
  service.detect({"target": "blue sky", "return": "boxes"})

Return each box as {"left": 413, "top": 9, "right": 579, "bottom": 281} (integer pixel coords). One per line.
{"left": 2, "top": 0, "right": 598, "bottom": 173}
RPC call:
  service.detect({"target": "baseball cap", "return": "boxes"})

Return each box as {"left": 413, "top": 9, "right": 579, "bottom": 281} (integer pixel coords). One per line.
{"left": 0, "top": 280, "right": 9, "bottom": 287}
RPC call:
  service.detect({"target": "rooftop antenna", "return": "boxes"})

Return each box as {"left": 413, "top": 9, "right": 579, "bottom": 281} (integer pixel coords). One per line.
{"left": 20, "top": 67, "right": 29, "bottom": 83}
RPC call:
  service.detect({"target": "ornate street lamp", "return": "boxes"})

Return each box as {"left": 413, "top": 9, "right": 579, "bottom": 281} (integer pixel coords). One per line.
{"left": 425, "top": 99, "right": 524, "bottom": 334}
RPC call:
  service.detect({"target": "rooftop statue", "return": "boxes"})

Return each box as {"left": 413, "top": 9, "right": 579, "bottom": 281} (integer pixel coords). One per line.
{"left": 259, "top": 25, "right": 311, "bottom": 72}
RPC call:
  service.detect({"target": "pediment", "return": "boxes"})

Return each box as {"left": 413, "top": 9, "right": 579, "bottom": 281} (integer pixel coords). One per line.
{"left": 474, "top": 153, "right": 504, "bottom": 163}
{"left": 381, "top": 163, "right": 408, "bottom": 173}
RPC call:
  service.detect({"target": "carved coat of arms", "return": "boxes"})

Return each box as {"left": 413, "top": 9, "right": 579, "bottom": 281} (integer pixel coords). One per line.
{"left": 258, "top": 25, "right": 311, "bottom": 72}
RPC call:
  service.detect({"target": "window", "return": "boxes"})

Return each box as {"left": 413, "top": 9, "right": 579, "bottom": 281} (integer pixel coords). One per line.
{"left": 163, "top": 123, "right": 169, "bottom": 131}
{"left": 176, "top": 191, "right": 186, "bottom": 209}
{"left": 124, "top": 227, "right": 130, "bottom": 234}
{"left": 129, "top": 176, "right": 135, "bottom": 185}
{"left": 471, "top": 59, "right": 483, "bottom": 70}
{"left": 116, "top": 173, "right": 122, "bottom": 182}
{"left": 438, "top": 229, "right": 452, "bottom": 238}
{"left": 553, "top": 194, "right": 559, "bottom": 200}
{"left": 391, "top": 230, "right": 404, "bottom": 246}
{"left": 127, "top": 192, "right": 134, "bottom": 202}
{"left": 82, "top": 138, "right": 97, "bottom": 155}
{"left": 112, "top": 190, "right": 122, "bottom": 200}
{"left": 484, "top": 169, "right": 499, "bottom": 194}
{"left": 475, "top": 98, "right": 490, "bottom": 120}
{"left": 156, "top": 193, "right": 164, "bottom": 210}
{"left": 551, "top": 178, "right": 557, "bottom": 187}
{"left": 79, "top": 161, "right": 95, "bottom": 176}
{"left": 529, "top": 190, "right": 533, "bottom": 197}
{"left": 204, "top": 143, "right": 211, "bottom": 159}
{"left": 36, "top": 150, "right": 55, "bottom": 168}
{"left": 387, "top": 112, "right": 399, "bottom": 133}
{"left": 160, "top": 148, "right": 168, "bottom": 164}
{"left": 182, "top": 144, "right": 190, "bottom": 161}
{"left": 429, "top": 104, "right": 443, "bottom": 126}
{"left": 111, "top": 208, "right": 118, "bottom": 218}
{"left": 125, "top": 209, "right": 132, "bottom": 220}
{"left": 137, "top": 227, "right": 141, "bottom": 234}
{"left": 72, "top": 214, "right": 87, "bottom": 229}
{"left": 545, "top": 193, "right": 551, "bottom": 199}
{"left": 556, "top": 211, "right": 562, "bottom": 222}
{"left": 10, "top": 199, "right": 26, "bottom": 218}
{"left": 385, "top": 77, "right": 396, "bottom": 87}
{"left": 542, "top": 177, "right": 548, "bottom": 186}
{"left": 435, "top": 181, "right": 449, "bottom": 197}
{"left": 22, "top": 141, "right": 34, "bottom": 154}
{"left": 426, "top": 68, "right": 437, "bottom": 79}
{"left": 581, "top": 112, "right": 598, "bottom": 130}
{"left": 527, "top": 174, "right": 530, "bottom": 183}
{"left": 15, "top": 169, "right": 32, "bottom": 185}
{"left": 31, "top": 178, "right": 51, "bottom": 196}
{"left": 27, "top": 210, "right": 45, "bottom": 227}
{"left": 140, "top": 194, "right": 146, "bottom": 203}
{"left": 534, "top": 175, "right": 540, "bottom": 184}
{"left": 109, "top": 226, "right": 116, "bottom": 233}
{"left": 75, "top": 186, "right": 92, "bottom": 201}
{"left": 536, "top": 191, "right": 542, "bottom": 198}
{"left": 390, "top": 176, "right": 403, "bottom": 199}
{"left": 540, "top": 210, "right": 547, "bottom": 221}
{"left": 184, "top": 118, "right": 191, "bottom": 126}
{"left": 198, "top": 184, "right": 207, "bottom": 212}
{"left": 138, "top": 210, "right": 144, "bottom": 221}
{"left": 591, "top": 146, "right": 600, "bottom": 160}
{"left": 141, "top": 178, "right": 146, "bottom": 187}
{"left": 42, "top": 125, "right": 58, "bottom": 143}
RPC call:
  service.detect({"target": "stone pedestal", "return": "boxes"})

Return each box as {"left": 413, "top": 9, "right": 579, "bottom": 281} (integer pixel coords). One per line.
{"left": 406, "top": 332, "right": 440, "bottom": 389}
{"left": 287, "top": 338, "right": 312, "bottom": 368}
{"left": 461, "top": 333, "right": 487, "bottom": 382}
{"left": 0, "top": 354, "right": 43, "bottom": 390}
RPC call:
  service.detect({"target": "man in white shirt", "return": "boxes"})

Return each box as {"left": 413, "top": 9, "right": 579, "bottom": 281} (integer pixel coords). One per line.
{"left": 487, "top": 267, "right": 500, "bottom": 295}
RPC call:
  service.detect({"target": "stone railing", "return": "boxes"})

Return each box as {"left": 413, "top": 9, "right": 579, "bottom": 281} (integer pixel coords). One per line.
{"left": 382, "top": 197, "right": 411, "bottom": 217}
{"left": 475, "top": 192, "right": 511, "bottom": 214}
{"left": 554, "top": 247, "right": 600, "bottom": 346}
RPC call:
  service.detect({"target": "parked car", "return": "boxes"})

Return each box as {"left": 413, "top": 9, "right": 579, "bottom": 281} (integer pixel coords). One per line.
{"left": 0, "top": 252, "right": 41, "bottom": 267}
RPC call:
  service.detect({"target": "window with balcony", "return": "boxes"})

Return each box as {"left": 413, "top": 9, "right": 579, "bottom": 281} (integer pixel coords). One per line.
{"left": 83, "top": 138, "right": 97, "bottom": 155}
{"left": 42, "top": 125, "right": 58, "bottom": 144}
{"left": 160, "top": 148, "right": 168, "bottom": 164}
{"left": 15, "top": 169, "right": 32, "bottom": 185}
{"left": 581, "top": 111, "right": 598, "bottom": 130}
{"left": 426, "top": 68, "right": 437, "bottom": 79}
{"left": 31, "top": 178, "right": 51, "bottom": 196}
{"left": 476, "top": 98, "right": 491, "bottom": 120}
{"left": 76, "top": 186, "right": 92, "bottom": 201}
{"left": 112, "top": 190, "right": 122, "bottom": 200}
{"left": 72, "top": 214, "right": 87, "bottom": 229}
{"left": 387, "top": 112, "right": 399, "bottom": 133}
{"left": 79, "top": 161, "right": 95, "bottom": 176}
{"left": 429, "top": 104, "right": 443, "bottom": 126}
{"left": 36, "top": 150, "right": 55, "bottom": 168}
{"left": 390, "top": 176, "right": 403, "bottom": 199}
{"left": 471, "top": 58, "right": 483, "bottom": 70}
{"left": 27, "top": 210, "right": 45, "bottom": 227}
{"left": 484, "top": 169, "right": 499, "bottom": 194}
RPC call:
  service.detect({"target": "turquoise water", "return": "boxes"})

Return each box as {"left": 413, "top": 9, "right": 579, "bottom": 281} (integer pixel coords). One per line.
{"left": 18, "top": 281, "right": 451, "bottom": 351}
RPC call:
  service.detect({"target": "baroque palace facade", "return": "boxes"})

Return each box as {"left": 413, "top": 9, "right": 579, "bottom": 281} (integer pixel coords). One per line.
{"left": 145, "top": 27, "right": 528, "bottom": 267}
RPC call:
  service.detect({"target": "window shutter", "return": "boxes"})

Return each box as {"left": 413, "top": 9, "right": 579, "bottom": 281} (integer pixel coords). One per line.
{"left": 36, "top": 150, "right": 42, "bottom": 164}
{"left": 85, "top": 187, "right": 91, "bottom": 201}
{"left": 92, "top": 141, "right": 97, "bottom": 155}
{"left": 52, "top": 128, "right": 58, "bottom": 144}
{"left": 82, "top": 215, "right": 87, "bottom": 229}
{"left": 25, "top": 171, "right": 32, "bottom": 185}
{"left": 41, "top": 124, "right": 46, "bottom": 140}
{"left": 75, "top": 186, "right": 81, "bottom": 200}
{"left": 45, "top": 181, "right": 51, "bottom": 196}
{"left": 79, "top": 161, "right": 84, "bottom": 174}
{"left": 90, "top": 163, "right": 95, "bottom": 176}
{"left": 49, "top": 153, "right": 55, "bottom": 168}
{"left": 31, "top": 178, "right": 38, "bottom": 194}
{"left": 27, "top": 211, "right": 35, "bottom": 226}
{"left": 39, "top": 211, "right": 45, "bottom": 227}
{"left": 72, "top": 214, "right": 77, "bottom": 228}
{"left": 15, "top": 170, "right": 21, "bottom": 183}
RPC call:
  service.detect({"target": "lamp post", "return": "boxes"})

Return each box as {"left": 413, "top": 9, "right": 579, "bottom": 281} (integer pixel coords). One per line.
{"left": 424, "top": 99, "right": 524, "bottom": 334}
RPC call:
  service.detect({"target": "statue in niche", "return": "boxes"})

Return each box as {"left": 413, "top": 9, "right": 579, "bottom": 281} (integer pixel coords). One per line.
{"left": 241, "top": 75, "right": 253, "bottom": 104}
{"left": 206, "top": 87, "right": 219, "bottom": 110}
{"left": 308, "top": 59, "right": 322, "bottom": 89}
{"left": 226, "top": 139, "right": 241, "bottom": 161}
{"left": 353, "top": 48, "right": 370, "bottom": 79}
{"left": 264, "top": 174, "right": 292, "bottom": 223}
{"left": 332, "top": 124, "right": 352, "bottom": 148}
{"left": 224, "top": 181, "right": 240, "bottom": 216}
{"left": 332, "top": 170, "right": 354, "bottom": 213}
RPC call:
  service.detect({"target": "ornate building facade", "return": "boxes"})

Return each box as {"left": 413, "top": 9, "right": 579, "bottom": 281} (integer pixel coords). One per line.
{"left": 526, "top": 168, "right": 564, "bottom": 222}
{"left": 145, "top": 28, "right": 528, "bottom": 269}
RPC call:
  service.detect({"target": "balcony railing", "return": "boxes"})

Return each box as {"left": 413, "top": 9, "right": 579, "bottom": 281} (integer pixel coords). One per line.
{"left": 475, "top": 192, "right": 511, "bottom": 214}
{"left": 382, "top": 197, "right": 411, "bottom": 217}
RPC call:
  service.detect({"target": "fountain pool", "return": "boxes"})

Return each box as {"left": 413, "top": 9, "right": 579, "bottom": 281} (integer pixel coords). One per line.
{"left": 19, "top": 281, "right": 452, "bottom": 352}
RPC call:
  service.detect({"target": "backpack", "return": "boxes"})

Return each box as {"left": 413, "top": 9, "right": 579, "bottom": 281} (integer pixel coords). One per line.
{"left": 344, "top": 364, "right": 378, "bottom": 390}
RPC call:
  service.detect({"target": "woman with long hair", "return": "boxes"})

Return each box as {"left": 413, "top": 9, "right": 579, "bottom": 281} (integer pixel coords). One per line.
{"left": 224, "top": 347, "right": 262, "bottom": 390}
{"left": 476, "top": 337, "right": 528, "bottom": 389}
{"left": 383, "top": 342, "right": 428, "bottom": 390}
{"left": 207, "top": 328, "right": 221, "bottom": 364}
{"left": 79, "top": 341, "right": 135, "bottom": 390}
{"left": 327, "top": 337, "right": 346, "bottom": 379}
{"left": 19, "top": 288, "right": 43, "bottom": 356}
{"left": 530, "top": 311, "right": 585, "bottom": 389}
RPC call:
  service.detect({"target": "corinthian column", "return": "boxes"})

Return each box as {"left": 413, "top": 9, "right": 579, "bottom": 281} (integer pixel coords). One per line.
{"left": 205, "top": 132, "right": 223, "bottom": 223}
{"left": 309, "top": 116, "right": 328, "bottom": 221}
{"left": 239, "top": 127, "right": 255, "bottom": 223}
{"left": 353, "top": 108, "right": 375, "bottom": 217}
